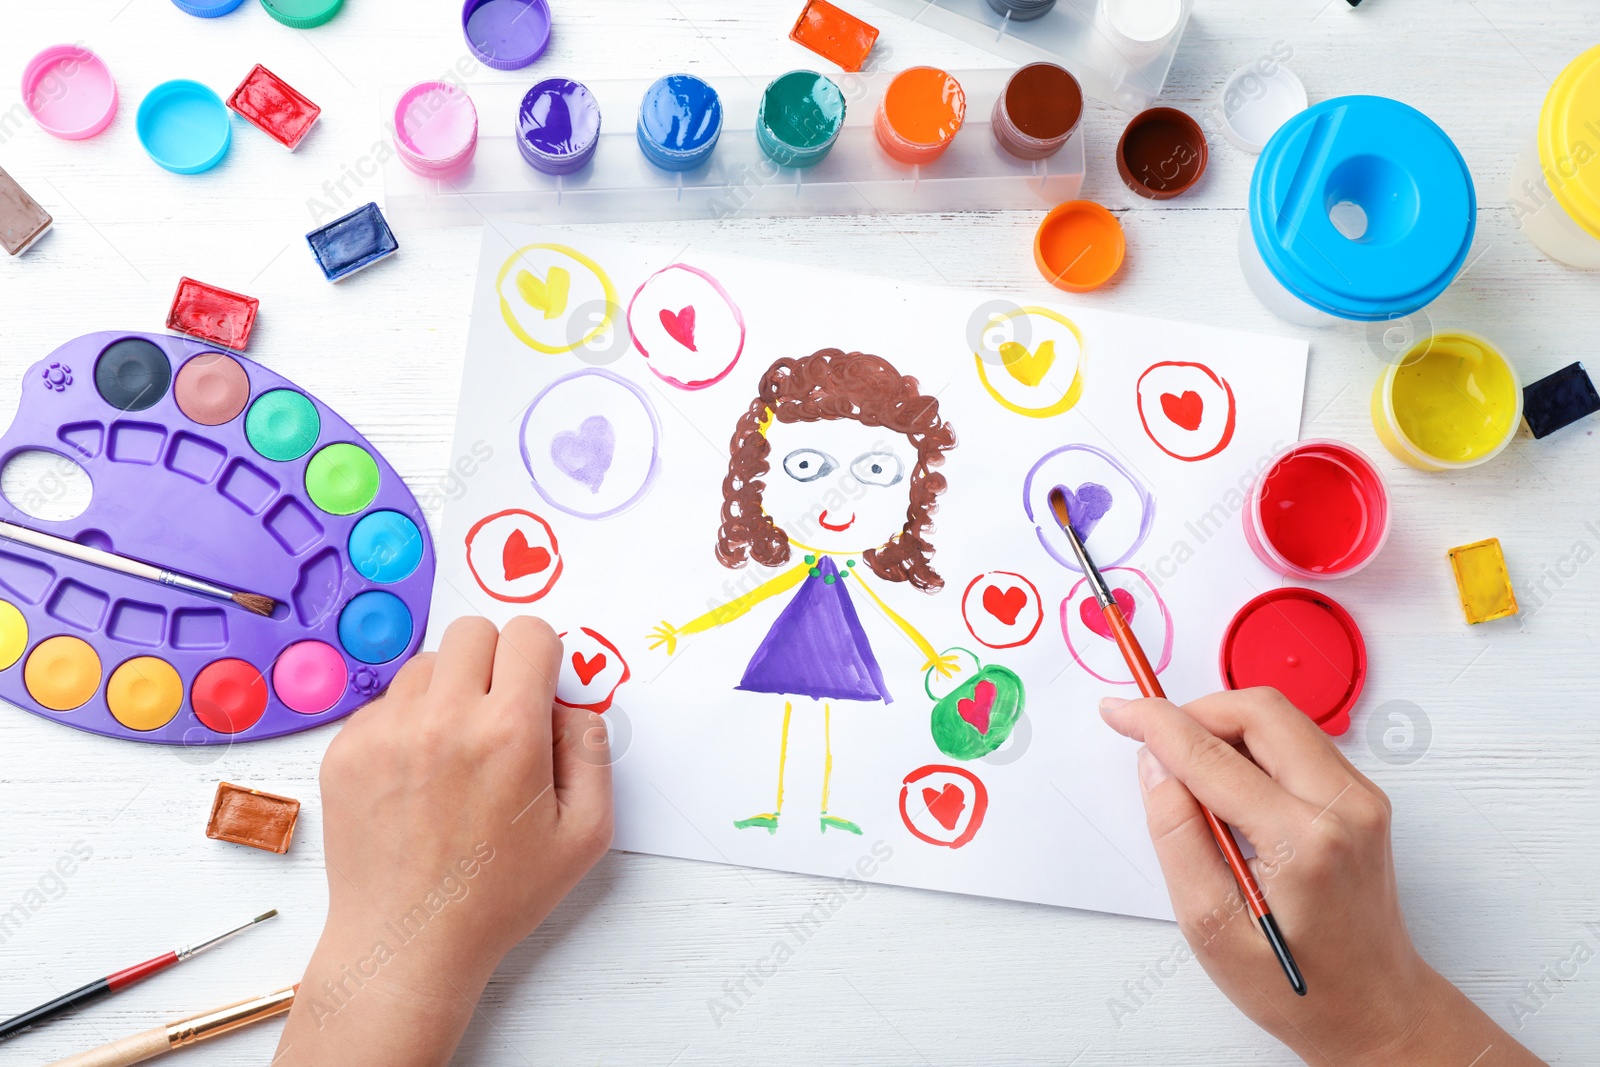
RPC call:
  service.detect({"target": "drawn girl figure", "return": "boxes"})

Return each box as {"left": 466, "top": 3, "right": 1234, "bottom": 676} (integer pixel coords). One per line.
{"left": 649, "top": 349, "right": 957, "bottom": 835}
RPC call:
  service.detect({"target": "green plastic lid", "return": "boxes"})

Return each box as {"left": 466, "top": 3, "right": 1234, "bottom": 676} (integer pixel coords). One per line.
{"left": 306, "top": 442, "right": 380, "bottom": 515}
{"left": 260, "top": 0, "right": 344, "bottom": 28}
{"left": 246, "top": 389, "right": 321, "bottom": 462}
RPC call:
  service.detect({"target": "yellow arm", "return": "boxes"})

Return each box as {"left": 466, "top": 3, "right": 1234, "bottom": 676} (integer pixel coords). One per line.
{"left": 648, "top": 561, "right": 812, "bottom": 653}
{"left": 845, "top": 567, "right": 959, "bottom": 676}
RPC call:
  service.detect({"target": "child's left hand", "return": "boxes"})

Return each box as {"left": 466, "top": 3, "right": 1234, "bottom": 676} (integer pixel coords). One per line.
{"left": 274, "top": 616, "right": 613, "bottom": 1067}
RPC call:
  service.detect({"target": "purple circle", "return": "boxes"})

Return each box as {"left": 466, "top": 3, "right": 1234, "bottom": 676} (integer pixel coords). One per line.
{"left": 461, "top": 0, "right": 551, "bottom": 72}
{"left": 519, "top": 369, "right": 661, "bottom": 520}
{"left": 517, "top": 79, "right": 602, "bottom": 175}
{"left": 1022, "top": 443, "right": 1155, "bottom": 572}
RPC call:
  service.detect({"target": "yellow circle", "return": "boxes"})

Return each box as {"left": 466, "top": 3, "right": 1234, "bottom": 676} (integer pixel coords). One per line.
{"left": 1539, "top": 43, "right": 1600, "bottom": 238}
{"left": 496, "top": 243, "right": 619, "bottom": 355}
{"left": 972, "top": 306, "right": 1087, "bottom": 418}
{"left": 24, "top": 636, "right": 102, "bottom": 712}
{"left": 0, "top": 601, "right": 27, "bottom": 671}
{"left": 107, "top": 656, "right": 184, "bottom": 731}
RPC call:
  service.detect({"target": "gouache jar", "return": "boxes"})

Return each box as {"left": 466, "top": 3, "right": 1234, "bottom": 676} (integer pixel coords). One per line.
{"left": 756, "top": 71, "right": 846, "bottom": 168}
{"left": 985, "top": 0, "right": 1057, "bottom": 21}
{"left": 1243, "top": 440, "right": 1390, "bottom": 580}
{"left": 1117, "top": 107, "right": 1207, "bottom": 198}
{"left": 875, "top": 67, "right": 966, "bottom": 164}
{"left": 394, "top": 81, "right": 478, "bottom": 176}
{"left": 1371, "top": 331, "right": 1523, "bottom": 471}
{"left": 1243, "top": 95, "right": 1476, "bottom": 327}
{"left": 1510, "top": 43, "right": 1600, "bottom": 268}
{"left": 517, "top": 78, "right": 601, "bottom": 175}
{"left": 637, "top": 74, "right": 723, "bottom": 172}
{"left": 1095, "top": 0, "right": 1184, "bottom": 60}
{"left": 993, "top": 63, "right": 1081, "bottom": 160}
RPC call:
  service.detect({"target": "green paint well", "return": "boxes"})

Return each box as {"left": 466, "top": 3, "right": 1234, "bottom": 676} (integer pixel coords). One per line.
{"left": 306, "top": 442, "right": 380, "bottom": 515}
{"left": 756, "top": 71, "right": 846, "bottom": 168}
{"left": 930, "top": 664, "right": 1025, "bottom": 760}
{"left": 246, "top": 389, "right": 321, "bottom": 462}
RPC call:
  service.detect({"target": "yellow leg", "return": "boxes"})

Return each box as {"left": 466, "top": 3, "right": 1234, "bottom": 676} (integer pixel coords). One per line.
{"left": 734, "top": 700, "right": 792, "bottom": 833}
{"left": 819, "top": 703, "right": 861, "bottom": 835}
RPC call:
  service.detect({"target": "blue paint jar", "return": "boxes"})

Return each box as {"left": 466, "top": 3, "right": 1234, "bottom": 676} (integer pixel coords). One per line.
{"left": 636, "top": 74, "right": 723, "bottom": 172}
{"left": 1241, "top": 95, "right": 1476, "bottom": 326}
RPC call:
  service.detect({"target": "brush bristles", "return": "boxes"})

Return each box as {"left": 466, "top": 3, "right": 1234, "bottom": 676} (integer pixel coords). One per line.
{"left": 1047, "top": 487, "right": 1078, "bottom": 538}
{"left": 232, "top": 592, "right": 278, "bottom": 617}
{"left": 255, "top": 909, "right": 279, "bottom": 923}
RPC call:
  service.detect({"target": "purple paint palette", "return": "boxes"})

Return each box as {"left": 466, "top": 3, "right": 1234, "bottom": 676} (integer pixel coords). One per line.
{"left": 0, "top": 331, "right": 434, "bottom": 745}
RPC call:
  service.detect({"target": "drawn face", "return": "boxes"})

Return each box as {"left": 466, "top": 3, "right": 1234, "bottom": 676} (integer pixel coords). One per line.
{"left": 761, "top": 417, "right": 916, "bottom": 555}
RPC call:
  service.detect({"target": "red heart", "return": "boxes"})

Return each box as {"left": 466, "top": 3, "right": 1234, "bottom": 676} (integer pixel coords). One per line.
{"left": 1160, "top": 390, "right": 1204, "bottom": 431}
{"left": 572, "top": 651, "right": 606, "bottom": 686}
{"left": 956, "top": 679, "right": 997, "bottom": 735}
{"left": 981, "top": 585, "right": 1027, "bottom": 626}
{"left": 502, "top": 529, "right": 552, "bottom": 581}
{"left": 659, "top": 305, "right": 697, "bottom": 351}
{"left": 1080, "top": 588, "right": 1137, "bottom": 641}
{"left": 922, "top": 784, "right": 966, "bottom": 831}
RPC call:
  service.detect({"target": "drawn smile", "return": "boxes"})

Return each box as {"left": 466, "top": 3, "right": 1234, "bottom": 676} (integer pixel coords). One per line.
{"left": 818, "top": 511, "right": 855, "bottom": 532}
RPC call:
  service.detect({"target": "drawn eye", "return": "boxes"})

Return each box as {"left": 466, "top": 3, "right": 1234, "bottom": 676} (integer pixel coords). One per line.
{"left": 850, "top": 451, "right": 903, "bottom": 487}
{"left": 783, "top": 448, "right": 836, "bottom": 482}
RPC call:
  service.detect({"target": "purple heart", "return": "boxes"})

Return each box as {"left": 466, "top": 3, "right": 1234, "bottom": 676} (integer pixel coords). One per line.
{"left": 550, "top": 415, "right": 615, "bottom": 494}
{"left": 1055, "top": 481, "right": 1113, "bottom": 541}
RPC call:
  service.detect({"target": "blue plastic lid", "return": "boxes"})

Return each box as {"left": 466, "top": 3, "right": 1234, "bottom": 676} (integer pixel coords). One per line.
{"left": 1249, "top": 96, "right": 1475, "bottom": 321}
{"left": 170, "top": 0, "right": 247, "bottom": 15}
{"left": 136, "top": 80, "right": 232, "bottom": 174}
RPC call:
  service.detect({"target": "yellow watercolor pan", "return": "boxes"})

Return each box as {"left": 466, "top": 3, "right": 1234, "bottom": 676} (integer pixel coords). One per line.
{"left": 1447, "top": 538, "right": 1518, "bottom": 625}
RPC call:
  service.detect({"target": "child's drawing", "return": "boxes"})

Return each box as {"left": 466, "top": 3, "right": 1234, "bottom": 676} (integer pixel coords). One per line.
{"left": 627, "top": 263, "right": 746, "bottom": 390}
{"left": 1135, "top": 361, "right": 1237, "bottom": 461}
{"left": 649, "top": 349, "right": 957, "bottom": 836}
{"left": 520, "top": 368, "right": 661, "bottom": 519}
{"left": 1023, "top": 443, "right": 1155, "bottom": 572}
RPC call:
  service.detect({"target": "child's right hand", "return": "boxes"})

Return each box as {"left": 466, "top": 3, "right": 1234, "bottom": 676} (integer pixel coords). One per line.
{"left": 1101, "top": 689, "right": 1543, "bottom": 1067}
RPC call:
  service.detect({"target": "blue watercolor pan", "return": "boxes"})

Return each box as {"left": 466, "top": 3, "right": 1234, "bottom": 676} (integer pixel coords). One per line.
{"left": 306, "top": 202, "right": 399, "bottom": 282}
{"left": 1523, "top": 362, "right": 1600, "bottom": 439}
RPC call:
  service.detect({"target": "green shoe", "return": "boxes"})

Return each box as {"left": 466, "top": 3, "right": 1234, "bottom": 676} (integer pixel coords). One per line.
{"left": 734, "top": 813, "right": 780, "bottom": 834}
{"left": 820, "top": 814, "right": 862, "bottom": 835}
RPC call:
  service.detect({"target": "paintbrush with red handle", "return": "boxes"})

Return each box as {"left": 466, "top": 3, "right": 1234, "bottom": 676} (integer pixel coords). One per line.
{"left": 1048, "top": 487, "right": 1306, "bottom": 997}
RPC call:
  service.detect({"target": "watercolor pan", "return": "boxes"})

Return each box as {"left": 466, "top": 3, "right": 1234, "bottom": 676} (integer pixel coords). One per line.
{"left": 0, "top": 331, "right": 434, "bottom": 745}
{"left": 207, "top": 781, "right": 300, "bottom": 852}
{"left": 1447, "top": 538, "right": 1518, "bottom": 625}
{"left": 858, "top": 0, "right": 1192, "bottom": 113}
{"left": 1523, "top": 362, "right": 1599, "bottom": 439}
{"left": 228, "top": 65, "right": 321, "bottom": 150}
{"left": 381, "top": 68, "right": 1085, "bottom": 227}
{"left": 306, "top": 202, "right": 399, "bottom": 282}
{"left": 0, "top": 165, "right": 53, "bottom": 256}
{"left": 789, "top": 0, "right": 880, "bottom": 73}
{"left": 167, "top": 277, "right": 260, "bottom": 350}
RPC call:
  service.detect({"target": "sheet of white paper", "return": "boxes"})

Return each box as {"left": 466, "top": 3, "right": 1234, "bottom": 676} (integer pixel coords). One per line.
{"left": 427, "top": 221, "right": 1309, "bottom": 922}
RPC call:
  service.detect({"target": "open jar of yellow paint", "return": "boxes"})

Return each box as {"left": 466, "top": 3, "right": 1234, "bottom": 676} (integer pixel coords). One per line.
{"left": 1371, "top": 331, "right": 1523, "bottom": 471}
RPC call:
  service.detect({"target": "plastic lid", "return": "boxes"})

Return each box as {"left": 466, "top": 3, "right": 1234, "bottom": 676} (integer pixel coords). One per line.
{"left": 1220, "top": 587, "right": 1366, "bottom": 736}
{"left": 21, "top": 45, "right": 118, "bottom": 140}
{"left": 1539, "top": 43, "right": 1600, "bottom": 239}
{"left": 1216, "top": 61, "right": 1306, "bottom": 154}
{"left": 1250, "top": 96, "right": 1475, "bottom": 321}
{"left": 136, "top": 80, "right": 232, "bottom": 174}
{"left": 259, "top": 0, "right": 344, "bottom": 27}
{"left": 1034, "top": 200, "right": 1125, "bottom": 291}
{"left": 462, "top": 0, "right": 552, "bottom": 71}
{"left": 171, "top": 0, "right": 248, "bottom": 15}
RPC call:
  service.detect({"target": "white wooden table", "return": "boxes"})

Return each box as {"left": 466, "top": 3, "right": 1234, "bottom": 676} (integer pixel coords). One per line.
{"left": 2, "top": 1, "right": 1597, "bottom": 1063}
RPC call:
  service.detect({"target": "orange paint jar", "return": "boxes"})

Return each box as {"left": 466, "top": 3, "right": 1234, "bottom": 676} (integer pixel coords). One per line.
{"left": 875, "top": 66, "right": 966, "bottom": 164}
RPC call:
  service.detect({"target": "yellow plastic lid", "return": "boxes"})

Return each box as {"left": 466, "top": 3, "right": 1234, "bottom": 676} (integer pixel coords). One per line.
{"left": 1539, "top": 43, "right": 1600, "bottom": 238}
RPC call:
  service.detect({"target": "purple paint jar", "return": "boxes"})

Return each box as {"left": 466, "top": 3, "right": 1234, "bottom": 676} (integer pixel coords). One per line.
{"left": 517, "top": 78, "right": 602, "bottom": 175}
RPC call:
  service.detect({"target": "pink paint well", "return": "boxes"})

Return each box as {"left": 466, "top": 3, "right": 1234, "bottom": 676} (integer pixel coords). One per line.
{"left": 394, "top": 81, "right": 478, "bottom": 175}
{"left": 273, "top": 640, "right": 348, "bottom": 714}
{"left": 22, "top": 45, "right": 118, "bottom": 140}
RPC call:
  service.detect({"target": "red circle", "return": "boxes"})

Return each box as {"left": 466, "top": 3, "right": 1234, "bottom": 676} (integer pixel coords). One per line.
{"left": 898, "top": 764, "right": 990, "bottom": 849}
{"left": 192, "top": 658, "right": 269, "bottom": 733}
{"left": 464, "top": 508, "right": 563, "bottom": 604}
{"left": 960, "top": 571, "right": 1044, "bottom": 649}
{"left": 1219, "top": 588, "right": 1366, "bottom": 736}
{"left": 1135, "top": 361, "right": 1237, "bottom": 462}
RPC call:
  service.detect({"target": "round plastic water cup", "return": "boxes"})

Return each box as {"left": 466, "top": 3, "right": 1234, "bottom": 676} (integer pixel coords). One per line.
{"left": 1243, "top": 439, "right": 1390, "bottom": 581}
{"left": 21, "top": 45, "right": 118, "bottom": 140}
{"left": 1371, "top": 330, "right": 1523, "bottom": 471}
{"left": 1243, "top": 95, "right": 1476, "bottom": 326}
{"left": 1509, "top": 43, "right": 1600, "bottom": 268}
{"left": 394, "top": 81, "right": 478, "bottom": 176}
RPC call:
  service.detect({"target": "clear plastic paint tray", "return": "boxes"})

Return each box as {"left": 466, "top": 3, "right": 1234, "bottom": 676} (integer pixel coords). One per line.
{"left": 859, "top": 0, "right": 1193, "bottom": 113}
{"left": 380, "top": 68, "right": 1084, "bottom": 228}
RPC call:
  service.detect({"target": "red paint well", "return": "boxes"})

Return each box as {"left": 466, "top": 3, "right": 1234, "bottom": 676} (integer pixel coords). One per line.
{"left": 192, "top": 658, "right": 269, "bottom": 734}
{"left": 1221, "top": 588, "right": 1366, "bottom": 735}
{"left": 167, "top": 277, "right": 260, "bottom": 351}
{"left": 227, "top": 64, "right": 320, "bottom": 150}
{"left": 1246, "top": 440, "right": 1388, "bottom": 578}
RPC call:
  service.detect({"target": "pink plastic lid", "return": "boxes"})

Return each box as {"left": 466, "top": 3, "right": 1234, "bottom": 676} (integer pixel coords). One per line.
{"left": 394, "top": 81, "right": 478, "bottom": 176}
{"left": 22, "top": 45, "right": 118, "bottom": 140}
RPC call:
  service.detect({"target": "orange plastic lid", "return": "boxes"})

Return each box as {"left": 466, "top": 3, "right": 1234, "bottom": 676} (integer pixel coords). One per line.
{"left": 1034, "top": 200, "right": 1125, "bottom": 291}
{"left": 1540, "top": 43, "right": 1600, "bottom": 238}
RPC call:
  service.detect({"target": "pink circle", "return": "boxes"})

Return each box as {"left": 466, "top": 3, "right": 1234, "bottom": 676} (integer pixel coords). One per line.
{"left": 394, "top": 81, "right": 477, "bottom": 175}
{"left": 22, "top": 45, "right": 118, "bottom": 140}
{"left": 273, "top": 640, "right": 348, "bottom": 715}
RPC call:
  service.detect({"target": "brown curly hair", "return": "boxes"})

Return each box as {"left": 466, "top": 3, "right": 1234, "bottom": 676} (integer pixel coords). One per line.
{"left": 716, "top": 349, "right": 956, "bottom": 591}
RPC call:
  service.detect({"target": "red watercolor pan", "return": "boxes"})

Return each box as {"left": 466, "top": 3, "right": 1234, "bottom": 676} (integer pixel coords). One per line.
{"left": 1221, "top": 588, "right": 1367, "bottom": 735}
{"left": 1243, "top": 439, "right": 1390, "bottom": 580}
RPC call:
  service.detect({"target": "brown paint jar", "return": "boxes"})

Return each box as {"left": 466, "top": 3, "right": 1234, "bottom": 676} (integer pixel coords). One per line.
{"left": 992, "top": 62, "right": 1082, "bottom": 160}
{"left": 1116, "top": 106, "right": 1209, "bottom": 199}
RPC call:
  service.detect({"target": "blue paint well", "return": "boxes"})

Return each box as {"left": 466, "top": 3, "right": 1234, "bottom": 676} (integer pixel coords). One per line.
{"left": 338, "top": 590, "right": 413, "bottom": 664}
{"left": 349, "top": 511, "right": 425, "bottom": 583}
{"left": 1523, "top": 362, "right": 1600, "bottom": 439}
{"left": 636, "top": 74, "right": 723, "bottom": 171}
{"left": 306, "top": 202, "right": 398, "bottom": 282}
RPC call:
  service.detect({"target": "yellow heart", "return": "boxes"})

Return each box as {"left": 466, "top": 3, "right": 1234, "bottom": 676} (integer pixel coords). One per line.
{"left": 999, "top": 339, "right": 1055, "bottom": 388}
{"left": 515, "top": 266, "right": 571, "bottom": 320}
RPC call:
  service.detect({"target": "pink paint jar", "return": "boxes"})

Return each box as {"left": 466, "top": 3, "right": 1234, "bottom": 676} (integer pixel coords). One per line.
{"left": 1243, "top": 440, "right": 1390, "bottom": 580}
{"left": 394, "top": 81, "right": 478, "bottom": 176}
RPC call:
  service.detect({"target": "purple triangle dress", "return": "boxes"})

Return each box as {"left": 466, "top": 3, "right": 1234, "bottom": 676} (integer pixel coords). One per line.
{"left": 736, "top": 556, "right": 892, "bottom": 704}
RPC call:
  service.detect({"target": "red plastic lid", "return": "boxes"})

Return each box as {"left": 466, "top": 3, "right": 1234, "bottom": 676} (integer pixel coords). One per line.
{"left": 1220, "top": 587, "right": 1366, "bottom": 735}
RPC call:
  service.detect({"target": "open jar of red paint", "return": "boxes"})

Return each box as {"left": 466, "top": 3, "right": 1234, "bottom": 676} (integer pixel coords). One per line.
{"left": 1243, "top": 440, "right": 1390, "bottom": 580}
